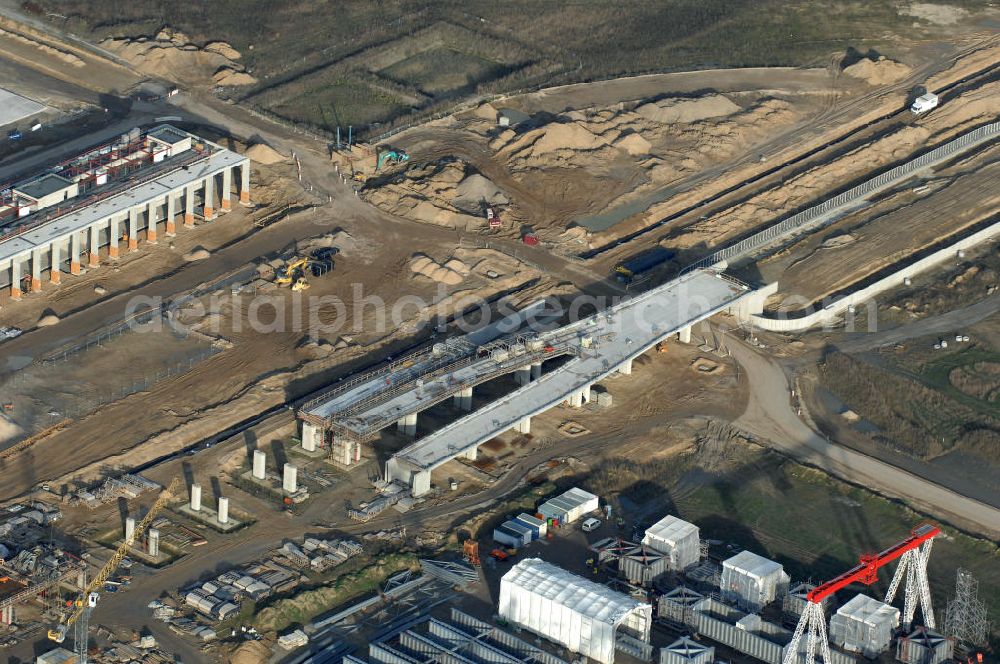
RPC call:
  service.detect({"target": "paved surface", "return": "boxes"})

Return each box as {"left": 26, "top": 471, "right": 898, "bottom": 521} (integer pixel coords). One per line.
{"left": 726, "top": 328, "right": 1000, "bottom": 538}
{"left": 0, "top": 86, "right": 45, "bottom": 126}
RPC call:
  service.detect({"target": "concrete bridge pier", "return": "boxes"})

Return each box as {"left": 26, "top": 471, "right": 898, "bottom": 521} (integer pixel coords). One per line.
{"left": 514, "top": 416, "right": 532, "bottom": 434}
{"left": 515, "top": 365, "right": 532, "bottom": 386}
{"left": 412, "top": 470, "right": 431, "bottom": 496}
{"left": 531, "top": 361, "right": 542, "bottom": 381}
{"left": 568, "top": 389, "right": 584, "bottom": 408}
{"left": 619, "top": 358, "right": 633, "bottom": 375}
{"left": 678, "top": 325, "right": 692, "bottom": 344}
{"left": 1, "top": 604, "right": 13, "bottom": 625}
{"left": 453, "top": 385, "right": 473, "bottom": 411}
{"left": 463, "top": 445, "right": 478, "bottom": 460}
{"left": 397, "top": 411, "right": 418, "bottom": 436}
{"left": 301, "top": 422, "right": 320, "bottom": 452}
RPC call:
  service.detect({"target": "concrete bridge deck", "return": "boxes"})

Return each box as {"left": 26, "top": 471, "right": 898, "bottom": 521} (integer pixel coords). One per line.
{"left": 384, "top": 269, "right": 751, "bottom": 495}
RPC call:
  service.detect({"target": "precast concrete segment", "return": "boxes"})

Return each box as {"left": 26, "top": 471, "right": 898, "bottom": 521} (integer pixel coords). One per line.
{"left": 387, "top": 270, "right": 749, "bottom": 491}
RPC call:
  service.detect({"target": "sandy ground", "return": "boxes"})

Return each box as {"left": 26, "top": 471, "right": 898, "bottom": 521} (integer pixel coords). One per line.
{"left": 760, "top": 142, "right": 1000, "bottom": 309}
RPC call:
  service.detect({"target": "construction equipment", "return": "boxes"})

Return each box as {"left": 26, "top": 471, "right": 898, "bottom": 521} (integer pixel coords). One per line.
{"left": 784, "top": 522, "right": 940, "bottom": 664}
{"left": 376, "top": 148, "right": 409, "bottom": 172}
{"left": 48, "top": 478, "right": 179, "bottom": 663}
{"left": 462, "top": 540, "right": 480, "bottom": 567}
{"left": 274, "top": 253, "right": 334, "bottom": 291}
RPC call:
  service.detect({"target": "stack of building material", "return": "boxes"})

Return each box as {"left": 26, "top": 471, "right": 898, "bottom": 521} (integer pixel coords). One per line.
{"left": 642, "top": 515, "right": 699, "bottom": 570}
{"left": 828, "top": 593, "right": 899, "bottom": 658}
{"left": 719, "top": 550, "right": 789, "bottom": 612}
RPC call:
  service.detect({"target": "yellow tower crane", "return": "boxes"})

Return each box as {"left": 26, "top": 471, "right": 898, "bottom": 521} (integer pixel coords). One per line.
{"left": 48, "top": 477, "right": 180, "bottom": 662}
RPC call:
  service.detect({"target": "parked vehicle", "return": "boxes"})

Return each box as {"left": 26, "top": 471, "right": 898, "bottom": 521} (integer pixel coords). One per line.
{"left": 910, "top": 92, "right": 938, "bottom": 114}
{"left": 581, "top": 517, "right": 602, "bottom": 532}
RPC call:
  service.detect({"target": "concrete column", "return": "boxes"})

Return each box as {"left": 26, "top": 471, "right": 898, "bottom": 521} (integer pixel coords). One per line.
{"left": 127, "top": 207, "right": 139, "bottom": 251}
{"left": 301, "top": 422, "right": 318, "bottom": 452}
{"left": 88, "top": 225, "right": 100, "bottom": 267}
{"left": 184, "top": 186, "right": 195, "bottom": 227}
{"left": 124, "top": 516, "right": 136, "bottom": 542}
{"left": 108, "top": 216, "right": 120, "bottom": 258}
{"left": 515, "top": 416, "right": 532, "bottom": 434}
{"left": 412, "top": 470, "right": 431, "bottom": 497}
{"left": 10, "top": 256, "right": 21, "bottom": 299}
{"left": 397, "top": 411, "right": 417, "bottom": 436}
{"left": 146, "top": 200, "right": 157, "bottom": 244}
{"left": 70, "top": 232, "right": 82, "bottom": 275}
{"left": 678, "top": 326, "right": 692, "bottom": 344}
{"left": 190, "top": 483, "right": 202, "bottom": 512}
{"left": 30, "top": 248, "right": 42, "bottom": 292}
{"left": 147, "top": 528, "right": 160, "bottom": 557}
{"left": 568, "top": 390, "right": 584, "bottom": 408}
{"left": 464, "top": 445, "right": 478, "bottom": 460}
{"left": 217, "top": 497, "right": 229, "bottom": 525}
{"left": 515, "top": 365, "right": 531, "bottom": 386}
{"left": 453, "top": 385, "right": 473, "bottom": 411}
{"left": 619, "top": 358, "right": 633, "bottom": 375}
{"left": 203, "top": 173, "right": 215, "bottom": 220}
{"left": 282, "top": 464, "right": 298, "bottom": 493}
{"left": 49, "top": 243, "right": 61, "bottom": 284}
{"left": 581, "top": 384, "right": 592, "bottom": 404}
{"left": 221, "top": 167, "right": 232, "bottom": 210}
{"left": 165, "top": 192, "right": 177, "bottom": 235}
{"left": 240, "top": 161, "right": 251, "bottom": 205}
{"left": 531, "top": 362, "right": 542, "bottom": 381}
{"left": 252, "top": 449, "right": 266, "bottom": 479}
{"left": 1, "top": 603, "right": 13, "bottom": 625}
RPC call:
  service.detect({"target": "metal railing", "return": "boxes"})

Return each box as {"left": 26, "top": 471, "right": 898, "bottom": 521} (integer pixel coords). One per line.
{"left": 683, "top": 120, "right": 1000, "bottom": 273}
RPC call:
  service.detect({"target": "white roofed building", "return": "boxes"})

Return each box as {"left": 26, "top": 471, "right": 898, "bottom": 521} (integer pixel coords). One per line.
{"left": 499, "top": 558, "right": 652, "bottom": 664}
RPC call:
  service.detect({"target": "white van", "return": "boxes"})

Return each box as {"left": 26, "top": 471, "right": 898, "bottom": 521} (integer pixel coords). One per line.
{"left": 581, "top": 517, "right": 602, "bottom": 532}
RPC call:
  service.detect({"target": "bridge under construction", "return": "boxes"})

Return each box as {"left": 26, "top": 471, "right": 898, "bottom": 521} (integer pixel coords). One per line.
{"left": 299, "top": 268, "right": 754, "bottom": 496}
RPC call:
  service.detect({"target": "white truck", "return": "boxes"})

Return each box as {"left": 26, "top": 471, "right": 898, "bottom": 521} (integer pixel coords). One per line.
{"left": 911, "top": 92, "right": 938, "bottom": 114}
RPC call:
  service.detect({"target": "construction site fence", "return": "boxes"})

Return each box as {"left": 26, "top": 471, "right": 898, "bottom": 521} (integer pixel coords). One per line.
{"left": 684, "top": 120, "right": 1000, "bottom": 273}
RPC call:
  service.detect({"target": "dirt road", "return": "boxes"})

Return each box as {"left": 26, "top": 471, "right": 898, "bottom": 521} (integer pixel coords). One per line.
{"left": 725, "top": 328, "right": 1000, "bottom": 538}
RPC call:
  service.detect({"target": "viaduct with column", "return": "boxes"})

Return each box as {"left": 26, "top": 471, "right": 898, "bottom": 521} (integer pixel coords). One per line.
{"left": 298, "top": 269, "right": 760, "bottom": 496}
{"left": 0, "top": 125, "right": 250, "bottom": 299}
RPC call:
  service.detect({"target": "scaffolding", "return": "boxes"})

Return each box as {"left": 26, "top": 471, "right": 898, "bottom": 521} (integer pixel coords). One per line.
{"left": 943, "top": 569, "right": 989, "bottom": 648}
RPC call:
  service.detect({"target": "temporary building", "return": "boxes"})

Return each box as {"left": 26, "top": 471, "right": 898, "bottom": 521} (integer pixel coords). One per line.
{"left": 494, "top": 521, "right": 533, "bottom": 548}
{"left": 659, "top": 636, "right": 714, "bottom": 664}
{"left": 618, "top": 544, "right": 670, "bottom": 586}
{"left": 537, "top": 487, "right": 599, "bottom": 524}
{"left": 829, "top": 593, "right": 899, "bottom": 658}
{"left": 499, "top": 558, "right": 651, "bottom": 664}
{"left": 720, "top": 550, "right": 789, "bottom": 612}
{"left": 514, "top": 513, "right": 547, "bottom": 538}
{"left": 36, "top": 649, "right": 78, "bottom": 664}
{"left": 642, "top": 515, "right": 699, "bottom": 570}
{"left": 896, "top": 626, "right": 954, "bottom": 664}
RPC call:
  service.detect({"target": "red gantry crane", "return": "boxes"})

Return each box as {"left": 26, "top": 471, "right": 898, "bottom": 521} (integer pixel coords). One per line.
{"left": 784, "top": 523, "right": 940, "bottom": 664}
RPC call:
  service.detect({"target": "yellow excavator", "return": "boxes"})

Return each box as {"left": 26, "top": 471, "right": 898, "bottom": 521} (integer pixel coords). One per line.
{"left": 274, "top": 257, "right": 313, "bottom": 291}
{"left": 49, "top": 478, "right": 180, "bottom": 663}
{"left": 274, "top": 254, "right": 334, "bottom": 291}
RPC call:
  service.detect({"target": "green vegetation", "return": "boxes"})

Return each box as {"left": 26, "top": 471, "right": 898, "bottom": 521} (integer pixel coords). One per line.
{"left": 819, "top": 351, "right": 1000, "bottom": 458}
{"left": 34, "top": 0, "right": 995, "bottom": 137}
{"left": 382, "top": 48, "right": 506, "bottom": 95}
{"left": 261, "top": 77, "right": 410, "bottom": 131}
{"left": 253, "top": 552, "right": 419, "bottom": 633}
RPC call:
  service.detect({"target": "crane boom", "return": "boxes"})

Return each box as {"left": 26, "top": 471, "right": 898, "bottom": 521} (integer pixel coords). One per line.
{"left": 806, "top": 523, "right": 940, "bottom": 603}
{"left": 49, "top": 477, "right": 179, "bottom": 642}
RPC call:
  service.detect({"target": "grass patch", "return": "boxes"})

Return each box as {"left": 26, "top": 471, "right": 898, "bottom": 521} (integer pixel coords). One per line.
{"left": 262, "top": 77, "right": 409, "bottom": 132}
{"left": 381, "top": 47, "right": 506, "bottom": 95}
{"left": 252, "top": 552, "right": 419, "bottom": 633}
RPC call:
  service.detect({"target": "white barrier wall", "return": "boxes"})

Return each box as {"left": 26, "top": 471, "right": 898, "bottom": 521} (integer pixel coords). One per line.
{"left": 751, "top": 219, "right": 1000, "bottom": 332}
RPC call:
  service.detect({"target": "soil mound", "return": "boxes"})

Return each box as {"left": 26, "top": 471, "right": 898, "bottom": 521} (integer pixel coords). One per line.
{"left": 843, "top": 57, "right": 910, "bottom": 85}
{"left": 454, "top": 173, "right": 508, "bottom": 207}
{"left": 183, "top": 247, "right": 211, "bottom": 261}
{"left": 409, "top": 254, "right": 465, "bottom": 285}
{"left": 102, "top": 27, "right": 255, "bottom": 86}
{"left": 37, "top": 313, "right": 60, "bottom": 327}
{"left": 246, "top": 143, "right": 288, "bottom": 165}
{"left": 229, "top": 640, "right": 269, "bottom": 664}
{"left": 635, "top": 95, "right": 740, "bottom": 124}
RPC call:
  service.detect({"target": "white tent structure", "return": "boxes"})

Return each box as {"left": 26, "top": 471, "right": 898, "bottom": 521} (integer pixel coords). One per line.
{"left": 499, "top": 558, "right": 652, "bottom": 664}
